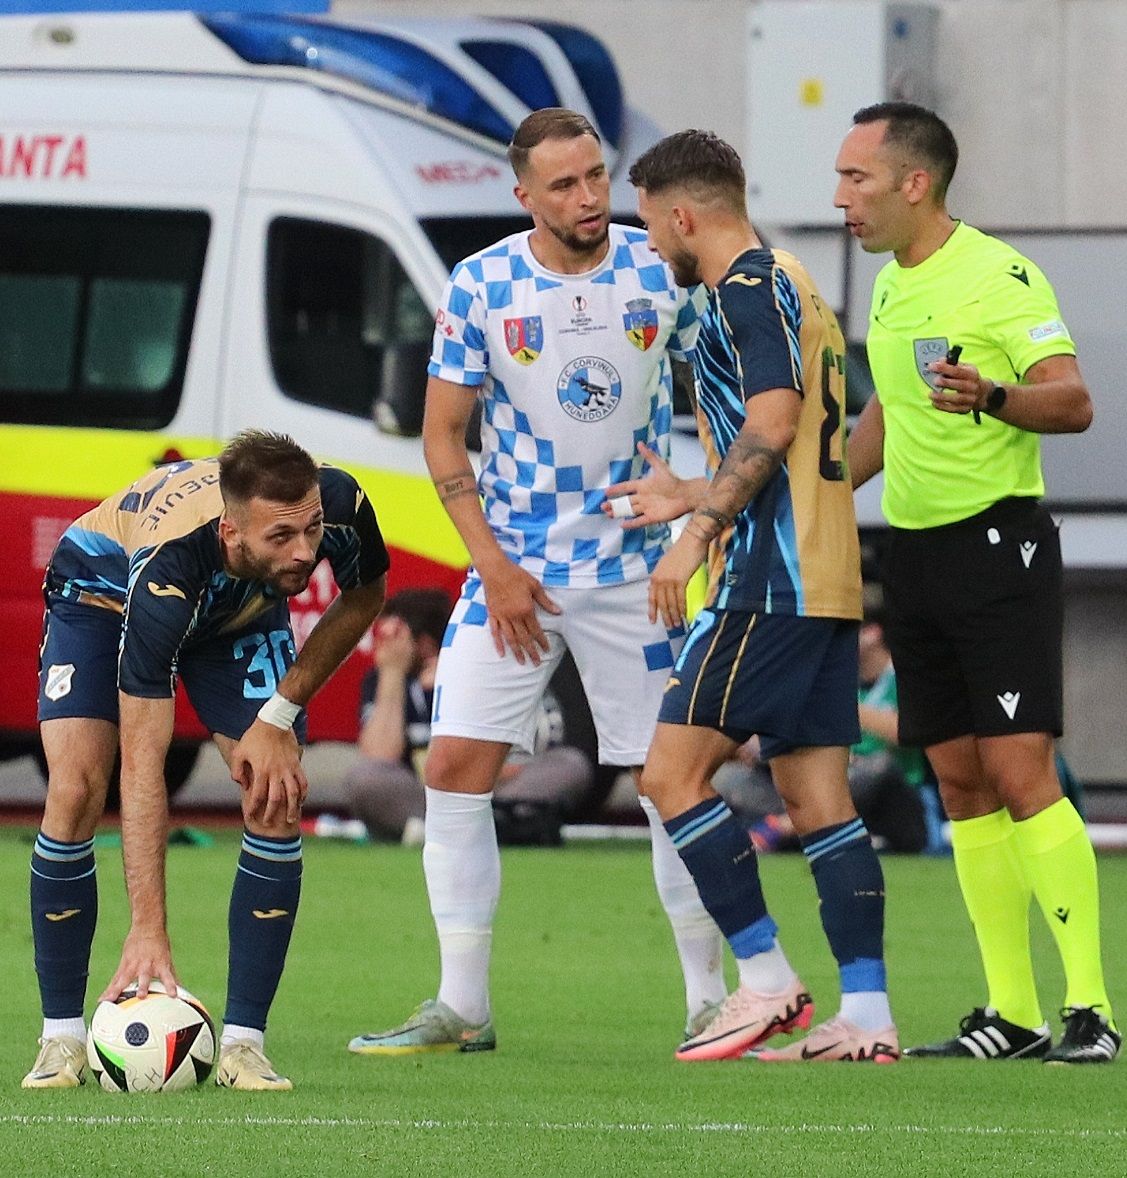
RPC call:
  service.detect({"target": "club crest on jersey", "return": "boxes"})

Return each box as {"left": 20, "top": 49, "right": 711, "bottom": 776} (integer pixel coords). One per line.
{"left": 623, "top": 298, "right": 659, "bottom": 351}
{"left": 504, "top": 316, "right": 543, "bottom": 365}
{"left": 557, "top": 357, "right": 622, "bottom": 422}
{"left": 913, "top": 337, "right": 950, "bottom": 392}
{"left": 44, "top": 663, "right": 75, "bottom": 701}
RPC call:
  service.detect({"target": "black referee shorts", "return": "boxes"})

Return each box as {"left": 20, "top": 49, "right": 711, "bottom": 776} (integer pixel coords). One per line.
{"left": 883, "top": 497, "right": 1063, "bottom": 748}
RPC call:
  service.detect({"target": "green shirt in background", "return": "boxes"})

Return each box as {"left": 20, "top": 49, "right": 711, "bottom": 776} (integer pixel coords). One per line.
{"left": 854, "top": 664, "right": 927, "bottom": 786}
{"left": 866, "top": 222, "right": 1076, "bottom": 529}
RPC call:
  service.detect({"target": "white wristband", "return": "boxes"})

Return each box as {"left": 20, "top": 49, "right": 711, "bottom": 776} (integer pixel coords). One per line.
{"left": 608, "top": 495, "right": 634, "bottom": 519}
{"left": 257, "top": 692, "right": 302, "bottom": 731}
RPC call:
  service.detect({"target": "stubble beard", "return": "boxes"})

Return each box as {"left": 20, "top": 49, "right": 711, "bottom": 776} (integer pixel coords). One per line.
{"left": 232, "top": 539, "right": 311, "bottom": 597}
{"left": 547, "top": 217, "right": 609, "bottom": 262}
{"left": 670, "top": 247, "right": 702, "bottom": 288}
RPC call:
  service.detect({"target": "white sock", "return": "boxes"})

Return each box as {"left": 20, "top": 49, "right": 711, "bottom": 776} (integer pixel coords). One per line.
{"left": 640, "top": 796, "right": 726, "bottom": 1020}
{"left": 43, "top": 1017, "right": 85, "bottom": 1041}
{"left": 735, "top": 942, "right": 798, "bottom": 994}
{"left": 424, "top": 787, "right": 499, "bottom": 1026}
{"left": 839, "top": 991, "right": 894, "bottom": 1031}
{"left": 220, "top": 1024, "right": 264, "bottom": 1049}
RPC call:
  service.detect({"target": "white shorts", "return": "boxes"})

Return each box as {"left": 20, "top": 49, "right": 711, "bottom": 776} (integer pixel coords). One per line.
{"left": 431, "top": 577, "right": 684, "bottom": 765}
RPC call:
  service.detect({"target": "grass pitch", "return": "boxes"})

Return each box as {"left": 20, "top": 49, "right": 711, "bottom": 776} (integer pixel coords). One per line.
{"left": 0, "top": 827, "right": 1124, "bottom": 1176}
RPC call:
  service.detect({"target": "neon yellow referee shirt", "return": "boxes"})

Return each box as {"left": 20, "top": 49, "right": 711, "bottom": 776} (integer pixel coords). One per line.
{"left": 866, "top": 222, "right": 1076, "bottom": 529}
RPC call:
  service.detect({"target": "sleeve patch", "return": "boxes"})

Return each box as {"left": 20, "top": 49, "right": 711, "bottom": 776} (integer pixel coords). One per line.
{"left": 1028, "top": 319, "right": 1067, "bottom": 342}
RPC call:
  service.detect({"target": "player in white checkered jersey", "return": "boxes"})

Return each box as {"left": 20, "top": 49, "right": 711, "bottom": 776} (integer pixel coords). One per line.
{"left": 347, "top": 108, "right": 722, "bottom": 1057}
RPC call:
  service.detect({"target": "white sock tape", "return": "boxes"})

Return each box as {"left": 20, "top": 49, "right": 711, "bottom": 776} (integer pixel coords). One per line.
{"left": 608, "top": 496, "right": 634, "bottom": 520}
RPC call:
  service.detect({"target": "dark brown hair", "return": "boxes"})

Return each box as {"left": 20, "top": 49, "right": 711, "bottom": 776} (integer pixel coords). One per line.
{"left": 628, "top": 129, "right": 746, "bottom": 216}
{"left": 218, "top": 429, "right": 319, "bottom": 507}
{"left": 853, "top": 102, "right": 959, "bottom": 200}
{"left": 383, "top": 587, "right": 453, "bottom": 646}
{"left": 508, "top": 107, "right": 600, "bottom": 179}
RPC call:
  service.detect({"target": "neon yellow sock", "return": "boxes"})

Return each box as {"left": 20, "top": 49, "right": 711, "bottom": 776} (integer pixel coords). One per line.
{"left": 950, "top": 809, "right": 1043, "bottom": 1029}
{"left": 1012, "top": 797, "right": 1116, "bottom": 1029}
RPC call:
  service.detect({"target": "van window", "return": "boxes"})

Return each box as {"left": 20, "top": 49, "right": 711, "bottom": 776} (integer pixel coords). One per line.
{"left": 0, "top": 207, "right": 209, "bottom": 429}
{"left": 458, "top": 41, "right": 560, "bottom": 111}
{"left": 421, "top": 215, "right": 534, "bottom": 273}
{"left": 267, "top": 217, "right": 433, "bottom": 433}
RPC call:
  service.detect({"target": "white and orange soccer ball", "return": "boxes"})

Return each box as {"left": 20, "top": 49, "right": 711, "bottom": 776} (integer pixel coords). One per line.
{"left": 87, "top": 980, "right": 216, "bottom": 1093}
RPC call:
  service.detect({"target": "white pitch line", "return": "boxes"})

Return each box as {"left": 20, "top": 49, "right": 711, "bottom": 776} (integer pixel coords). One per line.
{"left": 2, "top": 1114, "right": 1126, "bottom": 1140}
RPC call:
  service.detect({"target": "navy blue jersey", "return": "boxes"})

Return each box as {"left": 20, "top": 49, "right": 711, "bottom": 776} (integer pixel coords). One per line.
{"left": 692, "top": 248, "right": 861, "bottom": 619}
{"left": 46, "top": 460, "right": 388, "bottom": 697}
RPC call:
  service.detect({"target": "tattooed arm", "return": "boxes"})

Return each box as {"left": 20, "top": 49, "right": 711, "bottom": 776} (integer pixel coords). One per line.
{"left": 691, "top": 386, "right": 801, "bottom": 537}
{"left": 648, "top": 386, "right": 800, "bottom": 628}
{"left": 422, "top": 376, "right": 560, "bottom": 663}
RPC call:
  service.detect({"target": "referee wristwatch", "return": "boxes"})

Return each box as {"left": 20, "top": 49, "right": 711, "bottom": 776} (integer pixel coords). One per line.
{"left": 984, "top": 384, "right": 1008, "bottom": 415}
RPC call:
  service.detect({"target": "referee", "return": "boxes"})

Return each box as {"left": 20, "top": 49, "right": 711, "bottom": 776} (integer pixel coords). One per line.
{"left": 837, "top": 102, "right": 1118, "bottom": 1064}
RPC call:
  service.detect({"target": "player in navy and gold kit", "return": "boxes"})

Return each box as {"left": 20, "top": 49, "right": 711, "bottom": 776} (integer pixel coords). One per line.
{"left": 686, "top": 252, "right": 860, "bottom": 620}
{"left": 618, "top": 130, "right": 895, "bottom": 1063}
{"left": 23, "top": 431, "right": 388, "bottom": 1092}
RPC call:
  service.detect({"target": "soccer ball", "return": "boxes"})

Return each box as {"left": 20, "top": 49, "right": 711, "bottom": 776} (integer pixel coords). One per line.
{"left": 87, "top": 980, "right": 216, "bottom": 1093}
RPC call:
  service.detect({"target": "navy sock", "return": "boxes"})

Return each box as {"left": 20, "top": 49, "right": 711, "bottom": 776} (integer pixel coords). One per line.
{"left": 665, "top": 797, "right": 777, "bottom": 957}
{"left": 801, "top": 818, "right": 887, "bottom": 992}
{"left": 224, "top": 831, "right": 302, "bottom": 1031}
{"left": 30, "top": 832, "right": 98, "bottom": 1019}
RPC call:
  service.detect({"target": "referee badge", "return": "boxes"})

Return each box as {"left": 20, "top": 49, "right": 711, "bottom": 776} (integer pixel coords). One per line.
{"left": 914, "top": 337, "right": 950, "bottom": 392}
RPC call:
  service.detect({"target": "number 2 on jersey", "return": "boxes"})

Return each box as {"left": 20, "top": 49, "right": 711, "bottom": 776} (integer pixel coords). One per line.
{"left": 819, "top": 346, "right": 846, "bottom": 482}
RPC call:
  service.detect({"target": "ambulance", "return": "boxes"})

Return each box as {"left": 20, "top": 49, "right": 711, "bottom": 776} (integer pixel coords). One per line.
{"left": 0, "top": 9, "right": 666, "bottom": 789}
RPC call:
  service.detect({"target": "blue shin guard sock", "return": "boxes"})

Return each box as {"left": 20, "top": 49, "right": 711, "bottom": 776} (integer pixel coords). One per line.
{"left": 801, "top": 818, "right": 891, "bottom": 1030}
{"left": 30, "top": 832, "right": 98, "bottom": 1021}
{"left": 665, "top": 797, "right": 779, "bottom": 967}
{"left": 224, "top": 831, "right": 302, "bottom": 1032}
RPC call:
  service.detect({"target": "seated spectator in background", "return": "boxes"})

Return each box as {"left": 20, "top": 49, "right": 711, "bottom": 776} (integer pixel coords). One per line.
{"left": 343, "top": 588, "right": 592, "bottom": 845}
{"left": 715, "top": 609, "right": 928, "bottom": 854}
{"left": 846, "top": 610, "right": 929, "bottom": 853}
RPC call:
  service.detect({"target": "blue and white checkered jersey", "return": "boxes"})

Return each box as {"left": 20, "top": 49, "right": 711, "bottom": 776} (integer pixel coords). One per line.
{"left": 428, "top": 225, "right": 707, "bottom": 587}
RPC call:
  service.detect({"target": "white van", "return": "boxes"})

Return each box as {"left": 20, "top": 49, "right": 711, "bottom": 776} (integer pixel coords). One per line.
{"left": 0, "top": 10, "right": 665, "bottom": 795}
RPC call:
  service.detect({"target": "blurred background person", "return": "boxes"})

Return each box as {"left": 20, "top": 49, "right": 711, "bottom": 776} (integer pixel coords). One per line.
{"left": 715, "top": 599, "right": 928, "bottom": 855}
{"left": 343, "top": 588, "right": 592, "bottom": 846}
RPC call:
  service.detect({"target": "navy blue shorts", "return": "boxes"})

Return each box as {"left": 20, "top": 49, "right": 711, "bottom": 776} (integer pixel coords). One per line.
{"left": 658, "top": 610, "right": 860, "bottom": 759}
{"left": 38, "top": 595, "right": 306, "bottom": 743}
